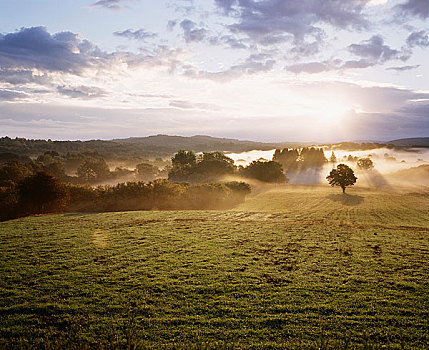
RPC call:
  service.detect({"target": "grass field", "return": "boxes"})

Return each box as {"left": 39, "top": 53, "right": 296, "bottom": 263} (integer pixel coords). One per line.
{"left": 1, "top": 185, "right": 428, "bottom": 349}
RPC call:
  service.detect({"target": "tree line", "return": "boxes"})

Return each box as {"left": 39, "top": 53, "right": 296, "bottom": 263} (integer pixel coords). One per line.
{"left": 0, "top": 173, "right": 250, "bottom": 221}
{"left": 0, "top": 146, "right": 375, "bottom": 220}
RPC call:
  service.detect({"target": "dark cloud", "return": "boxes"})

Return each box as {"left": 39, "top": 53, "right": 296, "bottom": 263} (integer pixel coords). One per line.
{"left": 113, "top": 28, "right": 157, "bottom": 41}
{"left": 214, "top": 0, "right": 370, "bottom": 48}
{"left": 57, "top": 85, "right": 108, "bottom": 99}
{"left": 90, "top": 0, "right": 137, "bottom": 10}
{"left": 406, "top": 30, "right": 429, "bottom": 48}
{"left": 0, "top": 26, "right": 107, "bottom": 75}
{"left": 167, "top": 20, "right": 178, "bottom": 31}
{"left": 0, "top": 69, "right": 50, "bottom": 85}
{"left": 208, "top": 35, "right": 248, "bottom": 49}
{"left": 0, "top": 89, "right": 29, "bottom": 101}
{"left": 341, "top": 58, "right": 375, "bottom": 69}
{"left": 285, "top": 61, "right": 335, "bottom": 74}
{"left": 285, "top": 36, "right": 411, "bottom": 74}
{"left": 180, "top": 20, "right": 209, "bottom": 43}
{"left": 396, "top": 0, "right": 429, "bottom": 19}
{"left": 386, "top": 65, "right": 420, "bottom": 71}
{"left": 348, "top": 35, "right": 407, "bottom": 63}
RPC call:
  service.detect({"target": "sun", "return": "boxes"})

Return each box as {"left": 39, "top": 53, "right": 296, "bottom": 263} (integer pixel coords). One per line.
{"left": 317, "top": 98, "right": 349, "bottom": 124}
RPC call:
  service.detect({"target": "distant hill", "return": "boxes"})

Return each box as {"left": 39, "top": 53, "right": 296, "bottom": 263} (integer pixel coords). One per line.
{"left": 0, "top": 135, "right": 305, "bottom": 160}
{"left": 114, "top": 134, "right": 278, "bottom": 152}
{"left": 388, "top": 137, "right": 429, "bottom": 147}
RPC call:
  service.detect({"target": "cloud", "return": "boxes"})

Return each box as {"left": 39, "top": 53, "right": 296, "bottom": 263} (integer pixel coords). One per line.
{"left": 180, "top": 20, "right": 209, "bottom": 43}
{"left": 208, "top": 35, "right": 248, "bottom": 49}
{"left": 396, "top": 0, "right": 429, "bottom": 19}
{"left": 90, "top": 0, "right": 138, "bottom": 10}
{"left": 0, "top": 89, "right": 29, "bottom": 101}
{"left": 406, "top": 30, "right": 429, "bottom": 48}
{"left": 0, "top": 69, "right": 50, "bottom": 85}
{"left": 0, "top": 26, "right": 107, "bottom": 75}
{"left": 57, "top": 85, "right": 108, "bottom": 99}
{"left": 214, "top": 0, "right": 370, "bottom": 48}
{"left": 348, "top": 35, "right": 407, "bottom": 63}
{"left": 184, "top": 54, "right": 275, "bottom": 81}
{"left": 386, "top": 65, "right": 420, "bottom": 71}
{"left": 284, "top": 36, "right": 409, "bottom": 74}
{"left": 167, "top": 20, "right": 178, "bottom": 31}
{"left": 285, "top": 61, "right": 336, "bottom": 74}
{"left": 113, "top": 28, "right": 157, "bottom": 41}
{"left": 169, "top": 100, "right": 220, "bottom": 111}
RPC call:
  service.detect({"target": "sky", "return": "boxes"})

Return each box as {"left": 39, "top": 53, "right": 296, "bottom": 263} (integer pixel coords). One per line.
{"left": 0, "top": 0, "right": 428, "bottom": 142}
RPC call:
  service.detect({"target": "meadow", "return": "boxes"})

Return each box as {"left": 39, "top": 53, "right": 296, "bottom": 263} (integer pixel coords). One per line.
{"left": 1, "top": 185, "right": 428, "bottom": 349}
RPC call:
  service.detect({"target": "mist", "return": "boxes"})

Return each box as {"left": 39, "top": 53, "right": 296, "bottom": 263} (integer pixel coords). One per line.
{"left": 227, "top": 147, "right": 429, "bottom": 189}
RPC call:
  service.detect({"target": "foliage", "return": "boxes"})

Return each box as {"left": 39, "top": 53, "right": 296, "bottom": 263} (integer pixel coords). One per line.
{"left": 272, "top": 148, "right": 299, "bottom": 172}
{"left": 240, "top": 160, "right": 286, "bottom": 183}
{"left": 0, "top": 161, "right": 33, "bottom": 187}
{"left": 16, "top": 172, "right": 69, "bottom": 216}
{"left": 326, "top": 164, "right": 357, "bottom": 193}
{"left": 169, "top": 151, "right": 235, "bottom": 182}
{"left": 66, "top": 180, "right": 250, "bottom": 212}
{"left": 135, "top": 162, "right": 158, "bottom": 181}
{"left": 77, "top": 158, "right": 111, "bottom": 183}
{"left": 273, "top": 147, "right": 326, "bottom": 172}
{"left": 357, "top": 157, "right": 375, "bottom": 170}
{"left": 300, "top": 147, "right": 327, "bottom": 169}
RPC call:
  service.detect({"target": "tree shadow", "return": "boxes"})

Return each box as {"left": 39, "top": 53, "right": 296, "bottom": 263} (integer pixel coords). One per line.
{"left": 63, "top": 212, "right": 97, "bottom": 217}
{"left": 327, "top": 193, "right": 364, "bottom": 206}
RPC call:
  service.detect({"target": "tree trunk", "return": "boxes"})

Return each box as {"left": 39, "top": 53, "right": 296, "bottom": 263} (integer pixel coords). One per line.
{"left": 342, "top": 186, "right": 345, "bottom": 194}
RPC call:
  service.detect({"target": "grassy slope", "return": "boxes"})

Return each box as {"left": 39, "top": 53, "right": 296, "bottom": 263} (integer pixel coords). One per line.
{"left": 1, "top": 186, "right": 428, "bottom": 349}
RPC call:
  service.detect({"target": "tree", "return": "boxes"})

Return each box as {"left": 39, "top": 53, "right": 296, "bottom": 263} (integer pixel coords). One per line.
{"left": 0, "top": 161, "right": 33, "bottom": 187}
{"left": 136, "top": 163, "right": 158, "bottom": 181}
{"left": 171, "top": 150, "right": 196, "bottom": 167}
{"left": 240, "top": 160, "right": 286, "bottom": 183}
{"left": 168, "top": 150, "right": 236, "bottom": 182}
{"left": 357, "top": 157, "right": 374, "bottom": 170}
{"left": 329, "top": 151, "right": 337, "bottom": 163}
{"left": 77, "top": 158, "right": 110, "bottom": 183}
{"left": 194, "top": 152, "right": 235, "bottom": 180}
{"left": 300, "top": 147, "right": 327, "bottom": 169}
{"left": 273, "top": 148, "right": 299, "bottom": 172}
{"left": 17, "top": 171, "right": 69, "bottom": 214}
{"left": 326, "top": 164, "right": 357, "bottom": 193}
{"left": 169, "top": 150, "right": 197, "bottom": 182}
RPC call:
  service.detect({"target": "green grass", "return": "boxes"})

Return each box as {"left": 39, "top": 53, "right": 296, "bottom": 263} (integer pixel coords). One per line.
{"left": 1, "top": 185, "right": 428, "bottom": 349}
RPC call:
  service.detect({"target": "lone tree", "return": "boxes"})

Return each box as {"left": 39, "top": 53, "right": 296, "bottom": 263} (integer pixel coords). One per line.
{"left": 326, "top": 164, "right": 357, "bottom": 193}
{"left": 357, "top": 157, "right": 374, "bottom": 170}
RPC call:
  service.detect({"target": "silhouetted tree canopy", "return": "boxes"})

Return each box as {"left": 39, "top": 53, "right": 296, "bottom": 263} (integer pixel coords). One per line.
{"left": 300, "top": 147, "right": 327, "bottom": 169}
{"left": 357, "top": 158, "right": 374, "bottom": 170}
{"left": 0, "top": 161, "right": 32, "bottom": 187}
{"left": 136, "top": 163, "right": 158, "bottom": 181}
{"left": 171, "top": 150, "right": 197, "bottom": 167}
{"left": 77, "top": 158, "right": 110, "bottom": 183}
{"left": 17, "top": 172, "right": 69, "bottom": 214}
{"left": 273, "top": 149, "right": 299, "bottom": 172}
{"left": 273, "top": 147, "right": 326, "bottom": 172}
{"left": 240, "top": 160, "right": 286, "bottom": 183}
{"left": 169, "top": 151, "right": 235, "bottom": 182}
{"left": 326, "top": 164, "right": 357, "bottom": 193}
